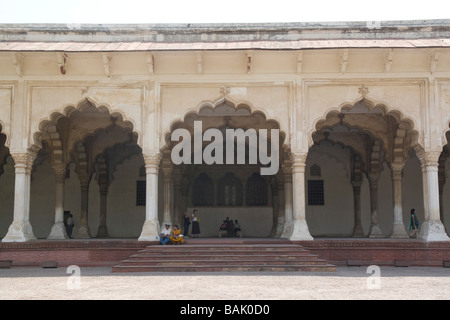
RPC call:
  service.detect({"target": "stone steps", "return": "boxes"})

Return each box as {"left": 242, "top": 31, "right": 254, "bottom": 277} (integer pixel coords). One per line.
{"left": 112, "top": 242, "right": 336, "bottom": 272}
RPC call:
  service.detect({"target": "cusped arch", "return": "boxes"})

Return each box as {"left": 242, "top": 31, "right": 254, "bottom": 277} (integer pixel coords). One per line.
{"left": 311, "top": 97, "right": 420, "bottom": 164}
{"left": 33, "top": 98, "right": 141, "bottom": 153}
{"left": 163, "top": 96, "right": 287, "bottom": 151}
{"left": 0, "top": 121, "right": 10, "bottom": 149}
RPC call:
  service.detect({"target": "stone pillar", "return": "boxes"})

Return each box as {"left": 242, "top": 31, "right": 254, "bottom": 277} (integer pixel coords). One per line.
{"left": 96, "top": 157, "right": 109, "bottom": 238}
{"left": 420, "top": 151, "right": 450, "bottom": 241}
{"left": 352, "top": 180, "right": 365, "bottom": 237}
{"left": 269, "top": 176, "right": 279, "bottom": 237}
{"left": 3, "top": 150, "right": 37, "bottom": 242}
{"left": 390, "top": 164, "right": 408, "bottom": 238}
{"left": 280, "top": 163, "right": 293, "bottom": 238}
{"left": 275, "top": 175, "right": 285, "bottom": 238}
{"left": 77, "top": 176, "right": 91, "bottom": 238}
{"left": 368, "top": 174, "right": 384, "bottom": 237}
{"left": 47, "top": 166, "right": 68, "bottom": 239}
{"left": 161, "top": 166, "right": 173, "bottom": 229}
{"left": 96, "top": 183, "right": 109, "bottom": 238}
{"left": 289, "top": 153, "right": 313, "bottom": 241}
{"left": 172, "top": 167, "right": 182, "bottom": 228}
{"left": 138, "top": 152, "right": 161, "bottom": 241}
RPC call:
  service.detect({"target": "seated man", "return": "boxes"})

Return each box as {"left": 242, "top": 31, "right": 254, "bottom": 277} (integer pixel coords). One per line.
{"left": 218, "top": 220, "right": 229, "bottom": 237}
{"left": 159, "top": 224, "right": 172, "bottom": 245}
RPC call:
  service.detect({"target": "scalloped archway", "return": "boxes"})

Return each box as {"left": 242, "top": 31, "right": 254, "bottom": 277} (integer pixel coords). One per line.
{"left": 161, "top": 98, "right": 289, "bottom": 238}
{"left": 307, "top": 97, "right": 421, "bottom": 239}
{"left": 29, "top": 98, "right": 144, "bottom": 239}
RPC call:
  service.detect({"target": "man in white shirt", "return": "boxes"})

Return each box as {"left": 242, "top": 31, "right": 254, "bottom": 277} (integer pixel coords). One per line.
{"left": 159, "top": 224, "right": 172, "bottom": 245}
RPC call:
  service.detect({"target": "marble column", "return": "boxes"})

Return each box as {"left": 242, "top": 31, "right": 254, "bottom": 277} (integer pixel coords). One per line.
{"left": 368, "top": 174, "right": 384, "bottom": 237}
{"left": 172, "top": 168, "right": 182, "bottom": 228}
{"left": 3, "top": 150, "right": 37, "bottom": 242}
{"left": 275, "top": 176, "right": 285, "bottom": 238}
{"left": 269, "top": 176, "right": 279, "bottom": 237}
{"left": 161, "top": 166, "right": 173, "bottom": 229}
{"left": 390, "top": 164, "right": 408, "bottom": 238}
{"left": 96, "top": 156, "right": 109, "bottom": 238}
{"left": 280, "top": 163, "right": 293, "bottom": 238}
{"left": 47, "top": 166, "right": 68, "bottom": 239}
{"left": 420, "top": 151, "right": 450, "bottom": 241}
{"left": 138, "top": 152, "right": 161, "bottom": 241}
{"left": 289, "top": 153, "right": 313, "bottom": 241}
{"left": 77, "top": 176, "right": 91, "bottom": 238}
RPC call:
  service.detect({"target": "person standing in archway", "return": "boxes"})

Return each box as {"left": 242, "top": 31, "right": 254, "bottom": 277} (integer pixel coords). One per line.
{"left": 409, "top": 208, "right": 420, "bottom": 238}
{"left": 191, "top": 209, "right": 201, "bottom": 238}
{"left": 183, "top": 211, "right": 191, "bottom": 237}
{"left": 66, "top": 213, "right": 74, "bottom": 239}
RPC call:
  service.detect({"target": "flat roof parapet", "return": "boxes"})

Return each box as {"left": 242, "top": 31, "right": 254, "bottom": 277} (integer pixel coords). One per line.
{"left": 1, "top": 20, "right": 450, "bottom": 43}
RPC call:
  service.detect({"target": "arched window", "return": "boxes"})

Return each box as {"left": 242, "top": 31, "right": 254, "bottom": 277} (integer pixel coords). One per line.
{"left": 246, "top": 172, "right": 267, "bottom": 206}
{"left": 217, "top": 172, "right": 242, "bottom": 206}
{"left": 193, "top": 173, "right": 214, "bottom": 206}
{"left": 310, "top": 164, "right": 321, "bottom": 176}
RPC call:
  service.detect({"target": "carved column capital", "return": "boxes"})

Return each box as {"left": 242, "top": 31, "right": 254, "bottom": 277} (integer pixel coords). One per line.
{"left": 390, "top": 163, "right": 403, "bottom": 182}
{"left": 423, "top": 151, "right": 441, "bottom": 167}
{"left": 161, "top": 167, "right": 173, "bottom": 178}
{"left": 143, "top": 151, "right": 161, "bottom": 175}
{"left": 11, "top": 148, "right": 38, "bottom": 175}
{"left": 290, "top": 152, "right": 307, "bottom": 174}
{"left": 53, "top": 166, "right": 66, "bottom": 184}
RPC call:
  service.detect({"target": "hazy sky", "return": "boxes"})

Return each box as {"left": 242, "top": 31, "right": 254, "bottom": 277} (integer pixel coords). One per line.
{"left": 0, "top": 0, "right": 448, "bottom": 24}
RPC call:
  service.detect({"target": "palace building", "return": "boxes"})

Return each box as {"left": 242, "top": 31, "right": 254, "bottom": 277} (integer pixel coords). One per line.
{"left": 1, "top": 20, "right": 450, "bottom": 244}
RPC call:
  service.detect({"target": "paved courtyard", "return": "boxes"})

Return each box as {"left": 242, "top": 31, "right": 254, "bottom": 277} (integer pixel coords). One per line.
{"left": 0, "top": 265, "right": 449, "bottom": 300}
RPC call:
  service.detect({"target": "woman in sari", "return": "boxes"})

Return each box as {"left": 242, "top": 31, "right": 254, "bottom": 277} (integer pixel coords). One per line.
{"left": 170, "top": 225, "right": 184, "bottom": 244}
{"left": 191, "top": 209, "right": 201, "bottom": 238}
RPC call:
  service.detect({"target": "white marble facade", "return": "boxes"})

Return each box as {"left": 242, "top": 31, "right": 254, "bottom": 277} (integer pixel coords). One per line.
{"left": 0, "top": 21, "right": 450, "bottom": 241}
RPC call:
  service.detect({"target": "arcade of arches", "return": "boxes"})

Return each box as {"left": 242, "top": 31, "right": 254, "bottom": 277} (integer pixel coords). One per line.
{"left": 1, "top": 23, "right": 450, "bottom": 242}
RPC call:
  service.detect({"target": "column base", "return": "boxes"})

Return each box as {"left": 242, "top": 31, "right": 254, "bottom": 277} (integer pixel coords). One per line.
{"left": 47, "top": 222, "right": 68, "bottom": 240}
{"left": 96, "top": 225, "right": 109, "bottom": 238}
{"left": 274, "top": 218, "right": 285, "bottom": 238}
{"left": 280, "top": 221, "right": 293, "bottom": 239}
{"left": 420, "top": 220, "right": 450, "bottom": 241}
{"left": 390, "top": 222, "right": 409, "bottom": 238}
{"left": 352, "top": 224, "right": 366, "bottom": 238}
{"left": 76, "top": 225, "right": 91, "bottom": 239}
{"left": 369, "top": 224, "right": 384, "bottom": 238}
{"left": 139, "top": 219, "right": 160, "bottom": 241}
{"left": 289, "top": 220, "right": 313, "bottom": 241}
{"left": 2, "top": 220, "right": 36, "bottom": 242}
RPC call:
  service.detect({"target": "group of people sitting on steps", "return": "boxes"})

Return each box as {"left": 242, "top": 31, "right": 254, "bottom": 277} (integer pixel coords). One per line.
{"left": 219, "top": 217, "right": 242, "bottom": 237}
{"left": 159, "top": 224, "right": 184, "bottom": 245}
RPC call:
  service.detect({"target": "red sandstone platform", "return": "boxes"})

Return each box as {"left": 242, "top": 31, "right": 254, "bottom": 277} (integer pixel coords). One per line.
{"left": 1, "top": 237, "right": 449, "bottom": 268}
